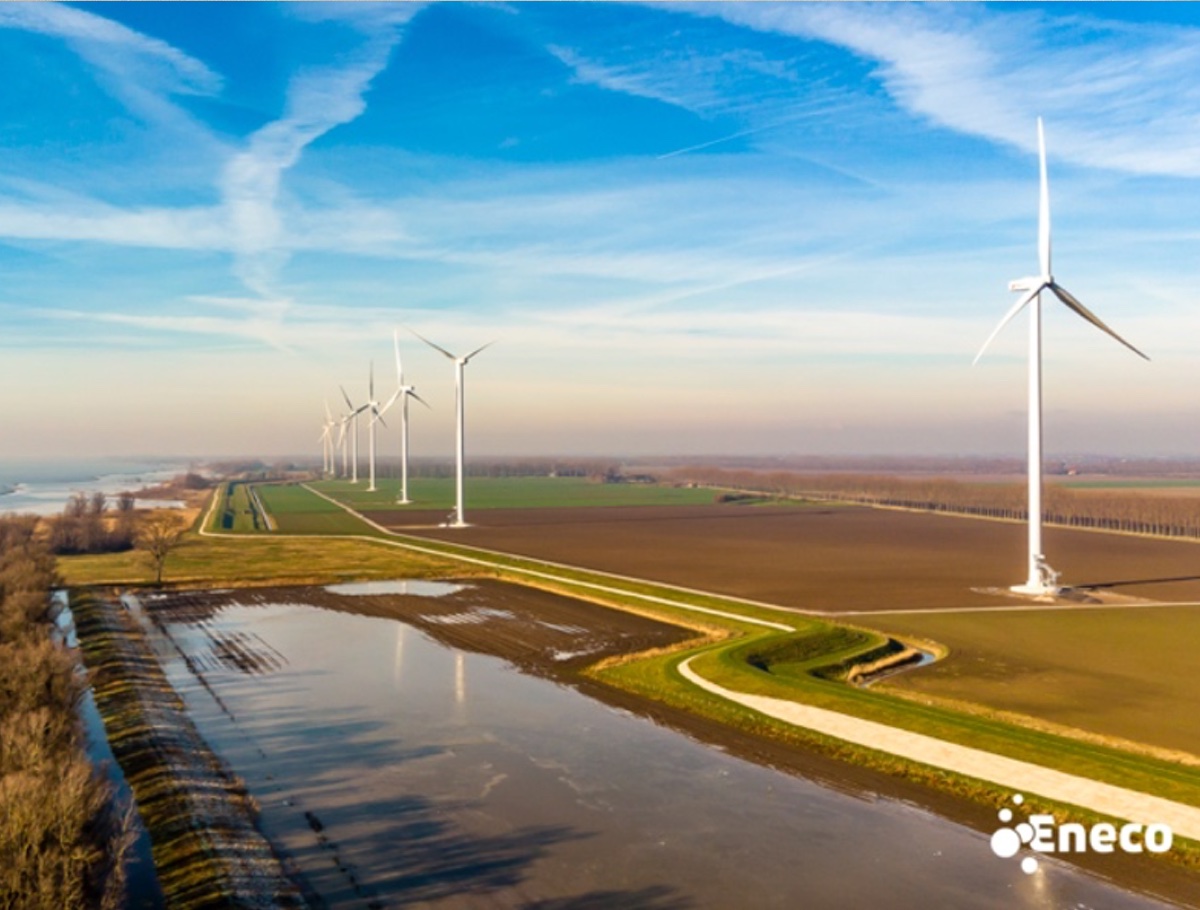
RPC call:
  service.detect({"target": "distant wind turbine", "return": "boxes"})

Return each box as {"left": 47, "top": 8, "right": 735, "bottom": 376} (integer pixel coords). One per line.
{"left": 411, "top": 329, "right": 492, "bottom": 528}
{"left": 974, "top": 117, "right": 1148, "bottom": 596}
{"left": 362, "top": 362, "right": 388, "bottom": 493}
{"left": 319, "top": 400, "right": 336, "bottom": 477}
{"left": 336, "top": 413, "right": 349, "bottom": 479}
{"left": 375, "top": 330, "right": 430, "bottom": 505}
{"left": 339, "top": 385, "right": 368, "bottom": 484}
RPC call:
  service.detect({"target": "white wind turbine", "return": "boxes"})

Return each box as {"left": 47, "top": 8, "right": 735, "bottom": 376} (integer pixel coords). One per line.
{"left": 339, "top": 385, "right": 368, "bottom": 484}
{"left": 336, "top": 412, "right": 350, "bottom": 479}
{"left": 411, "top": 329, "right": 492, "bottom": 528}
{"left": 319, "top": 401, "right": 336, "bottom": 476}
{"left": 974, "top": 117, "right": 1148, "bottom": 596}
{"left": 361, "top": 362, "right": 389, "bottom": 493}
{"left": 375, "top": 330, "right": 429, "bottom": 505}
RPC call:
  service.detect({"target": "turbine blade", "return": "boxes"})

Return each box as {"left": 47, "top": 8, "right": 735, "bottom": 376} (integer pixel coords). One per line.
{"left": 463, "top": 340, "right": 494, "bottom": 362}
{"left": 370, "top": 361, "right": 375, "bottom": 399}
{"left": 1049, "top": 283, "right": 1150, "bottom": 361}
{"left": 411, "top": 390, "right": 432, "bottom": 409}
{"left": 324, "top": 398, "right": 333, "bottom": 422}
{"left": 409, "top": 327, "right": 456, "bottom": 360}
{"left": 379, "top": 389, "right": 400, "bottom": 416}
{"left": 1038, "top": 117, "right": 1051, "bottom": 278}
{"left": 340, "top": 385, "right": 354, "bottom": 410}
{"left": 973, "top": 284, "right": 1043, "bottom": 365}
{"left": 393, "top": 329, "right": 404, "bottom": 383}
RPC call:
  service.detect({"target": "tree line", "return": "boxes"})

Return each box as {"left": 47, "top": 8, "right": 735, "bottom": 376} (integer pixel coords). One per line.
{"left": 46, "top": 492, "right": 138, "bottom": 555}
{"left": 668, "top": 467, "right": 1200, "bottom": 540}
{"left": 0, "top": 515, "right": 128, "bottom": 908}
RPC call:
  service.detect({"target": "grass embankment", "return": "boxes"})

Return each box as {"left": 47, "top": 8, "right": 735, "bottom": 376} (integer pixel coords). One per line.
{"left": 861, "top": 606, "right": 1200, "bottom": 760}
{"left": 72, "top": 592, "right": 301, "bottom": 908}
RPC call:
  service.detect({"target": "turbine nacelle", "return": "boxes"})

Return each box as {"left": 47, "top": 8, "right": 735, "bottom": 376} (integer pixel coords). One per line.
{"left": 976, "top": 118, "right": 1147, "bottom": 367}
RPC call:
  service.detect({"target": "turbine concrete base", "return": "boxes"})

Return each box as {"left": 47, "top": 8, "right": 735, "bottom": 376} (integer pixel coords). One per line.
{"left": 1010, "top": 582, "right": 1060, "bottom": 597}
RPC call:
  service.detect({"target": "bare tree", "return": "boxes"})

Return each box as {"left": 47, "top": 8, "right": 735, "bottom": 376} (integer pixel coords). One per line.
{"left": 136, "top": 513, "right": 187, "bottom": 585}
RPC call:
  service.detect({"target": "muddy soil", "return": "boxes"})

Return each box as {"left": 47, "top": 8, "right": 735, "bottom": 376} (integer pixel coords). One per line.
{"left": 146, "top": 579, "right": 696, "bottom": 680}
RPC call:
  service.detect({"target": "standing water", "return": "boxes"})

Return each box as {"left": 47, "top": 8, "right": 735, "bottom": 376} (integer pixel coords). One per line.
{"left": 143, "top": 591, "right": 1177, "bottom": 909}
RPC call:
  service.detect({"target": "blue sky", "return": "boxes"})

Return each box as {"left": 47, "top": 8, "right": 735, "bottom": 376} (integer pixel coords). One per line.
{"left": 2, "top": 2, "right": 1199, "bottom": 459}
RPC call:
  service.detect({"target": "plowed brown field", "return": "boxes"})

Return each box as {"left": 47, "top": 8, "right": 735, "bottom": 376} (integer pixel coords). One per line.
{"left": 375, "top": 503, "right": 1200, "bottom": 611}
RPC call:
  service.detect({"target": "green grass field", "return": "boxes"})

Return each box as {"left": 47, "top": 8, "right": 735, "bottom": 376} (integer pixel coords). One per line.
{"left": 254, "top": 483, "right": 379, "bottom": 535}
{"left": 861, "top": 606, "right": 1200, "bottom": 758}
{"left": 309, "top": 475, "right": 719, "bottom": 512}
{"left": 212, "top": 480, "right": 270, "bottom": 532}
{"left": 58, "top": 532, "right": 478, "bottom": 589}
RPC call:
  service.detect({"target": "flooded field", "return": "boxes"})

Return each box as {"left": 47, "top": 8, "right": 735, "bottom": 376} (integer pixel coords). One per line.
{"left": 135, "top": 582, "right": 1185, "bottom": 909}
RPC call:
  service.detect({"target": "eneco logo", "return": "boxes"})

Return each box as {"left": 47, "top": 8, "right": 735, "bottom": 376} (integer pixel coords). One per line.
{"left": 991, "top": 794, "right": 1173, "bottom": 874}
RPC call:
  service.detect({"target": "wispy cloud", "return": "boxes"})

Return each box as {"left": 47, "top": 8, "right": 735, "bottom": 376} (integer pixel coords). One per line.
{"left": 682, "top": 2, "right": 1200, "bottom": 177}
{"left": 0, "top": 200, "right": 226, "bottom": 249}
{"left": 219, "top": 28, "right": 406, "bottom": 299}
{"left": 0, "top": 2, "right": 222, "bottom": 140}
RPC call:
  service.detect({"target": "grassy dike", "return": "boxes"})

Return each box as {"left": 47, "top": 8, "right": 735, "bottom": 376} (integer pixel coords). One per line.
{"left": 71, "top": 591, "right": 302, "bottom": 908}
{"left": 62, "top": 481, "right": 1200, "bottom": 875}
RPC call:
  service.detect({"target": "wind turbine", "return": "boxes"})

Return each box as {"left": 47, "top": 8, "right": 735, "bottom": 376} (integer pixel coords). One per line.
{"left": 362, "top": 362, "right": 388, "bottom": 493}
{"left": 974, "top": 117, "right": 1148, "bottom": 596}
{"left": 411, "top": 329, "right": 492, "bottom": 528}
{"left": 318, "top": 401, "right": 336, "bottom": 476}
{"left": 339, "top": 385, "right": 367, "bottom": 484}
{"left": 336, "top": 413, "right": 349, "bottom": 479}
{"left": 375, "top": 330, "right": 430, "bottom": 505}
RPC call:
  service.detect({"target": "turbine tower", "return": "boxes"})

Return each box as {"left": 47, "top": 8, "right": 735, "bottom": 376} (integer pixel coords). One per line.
{"left": 362, "top": 362, "right": 388, "bottom": 493}
{"left": 319, "top": 401, "right": 336, "bottom": 476}
{"left": 339, "top": 385, "right": 367, "bottom": 484}
{"left": 974, "top": 117, "right": 1148, "bottom": 596}
{"left": 376, "top": 330, "right": 429, "bottom": 505}
{"left": 336, "top": 413, "right": 349, "bottom": 479}
{"left": 412, "top": 329, "right": 492, "bottom": 528}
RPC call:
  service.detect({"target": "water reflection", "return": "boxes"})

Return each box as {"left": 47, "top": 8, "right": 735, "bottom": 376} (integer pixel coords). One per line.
{"left": 393, "top": 623, "right": 404, "bottom": 687}
{"left": 325, "top": 579, "right": 467, "bottom": 597}
{"left": 151, "top": 597, "right": 1176, "bottom": 910}
{"left": 455, "top": 650, "right": 466, "bottom": 711}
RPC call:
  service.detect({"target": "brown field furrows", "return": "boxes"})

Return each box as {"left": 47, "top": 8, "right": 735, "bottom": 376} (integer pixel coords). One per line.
{"left": 381, "top": 504, "right": 1200, "bottom": 611}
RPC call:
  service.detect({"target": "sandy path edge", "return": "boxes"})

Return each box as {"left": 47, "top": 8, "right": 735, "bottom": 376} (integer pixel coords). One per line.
{"left": 678, "top": 655, "right": 1200, "bottom": 842}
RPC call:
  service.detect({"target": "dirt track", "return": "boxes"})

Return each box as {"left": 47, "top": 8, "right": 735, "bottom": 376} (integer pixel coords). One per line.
{"left": 375, "top": 503, "right": 1200, "bottom": 611}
